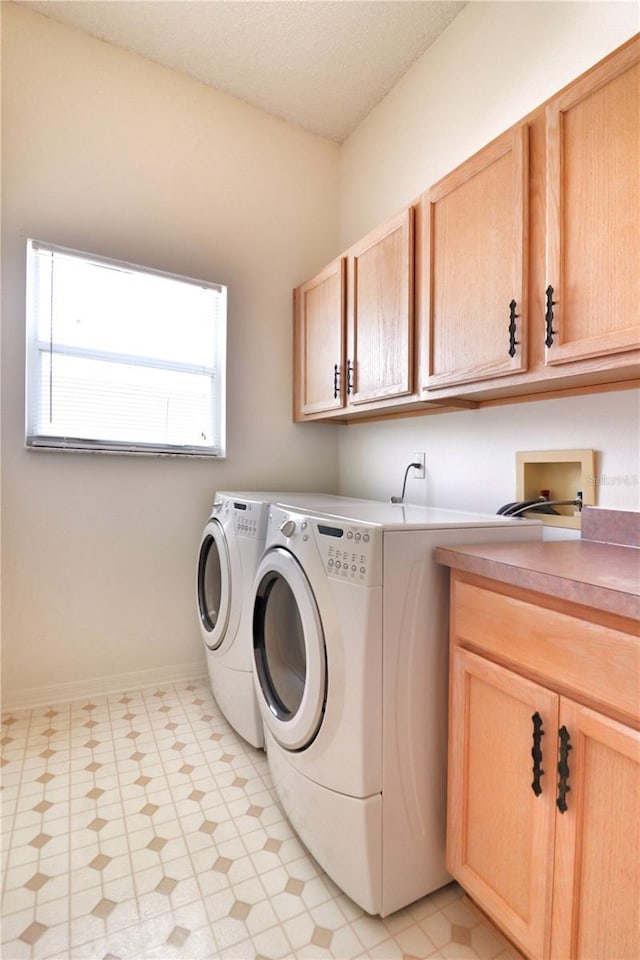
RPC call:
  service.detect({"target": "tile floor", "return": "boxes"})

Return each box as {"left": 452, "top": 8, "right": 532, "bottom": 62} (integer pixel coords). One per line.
{"left": 1, "top": 678, "right": 517, "bottom": 960}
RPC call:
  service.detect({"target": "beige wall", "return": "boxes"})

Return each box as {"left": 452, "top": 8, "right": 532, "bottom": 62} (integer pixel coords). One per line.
{"left": 1, "top": 4, "right": 340, "bottom": 704}
{"left": 338, "top": 390, "right": 640, "bottom": 520}
{"left": 340, "top": 0, "right": 640, "bottom": 246}
{"left": 337, "top": 1, "right": 640, "bottom": 523}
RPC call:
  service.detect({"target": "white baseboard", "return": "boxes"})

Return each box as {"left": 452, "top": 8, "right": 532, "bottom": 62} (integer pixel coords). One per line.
{"left": 1, "top": 660, "right": 208, "bottom": 713}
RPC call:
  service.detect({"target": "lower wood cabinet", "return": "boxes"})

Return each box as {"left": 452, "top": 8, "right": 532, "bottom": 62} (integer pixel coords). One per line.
{"left": 550, "top": 698, "right": 639, "bottom": 960}
{"left": 449, "top": 650, "right": 556, "bottom": 959}
{"left": 446, "top": 575, "right": 639, "bottom": 960}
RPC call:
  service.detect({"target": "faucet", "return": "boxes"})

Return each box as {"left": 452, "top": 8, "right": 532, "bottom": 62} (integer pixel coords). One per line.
{"left": 498, "top": 495, "right": 583, "bottom": 518}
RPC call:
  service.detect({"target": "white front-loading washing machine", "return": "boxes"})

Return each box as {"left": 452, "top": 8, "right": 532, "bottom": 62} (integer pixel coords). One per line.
{"left": 251, "top": 501, "right": 542, "bottom": 915}
{"left": 196, "top": 492, "right": 374, "bottom": 748}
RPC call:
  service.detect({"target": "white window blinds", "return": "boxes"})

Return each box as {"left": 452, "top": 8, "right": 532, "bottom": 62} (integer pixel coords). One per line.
{"left": 25, "top": 240, "right": 226, "bottom": 456}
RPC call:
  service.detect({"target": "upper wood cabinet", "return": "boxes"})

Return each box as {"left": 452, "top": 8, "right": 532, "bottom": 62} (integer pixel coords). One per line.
{"left": 419, "top": 124, "right": 529, "bottom": 390}
{"left": 293, "top": 207, "right": 414, "bottom": 421}
{"left": 293, "top": 257, "right": 345, "bottom": 418}
{"left": 346, "top": 208, "right": 414, "bottom": 406}
{"left": 416, "top": 35, "right": 639, "bottom": 403}
{"left": 292, "top": 36, "right": 639, "bottom": 424}
{"left": 544, "top": 40, "right": 640, "bottom": 366}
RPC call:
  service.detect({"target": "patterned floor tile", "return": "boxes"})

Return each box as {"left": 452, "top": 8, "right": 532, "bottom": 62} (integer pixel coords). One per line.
{"left": 1, "top": 679, "right": 517, "bottom": 959}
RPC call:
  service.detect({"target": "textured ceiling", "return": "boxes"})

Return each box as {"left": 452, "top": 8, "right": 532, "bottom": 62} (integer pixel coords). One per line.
{"left": 17, "top": 0, "right": 467, "bottom": 142}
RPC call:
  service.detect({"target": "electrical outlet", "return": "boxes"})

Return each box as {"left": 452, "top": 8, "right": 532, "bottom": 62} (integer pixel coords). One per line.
{"left": 411, "top": 452, "right": 426, "bottom": 479}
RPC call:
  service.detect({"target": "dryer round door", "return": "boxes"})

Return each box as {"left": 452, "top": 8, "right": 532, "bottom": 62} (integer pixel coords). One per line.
{"left": 197, "top": 519, "right": 231, "bottom": 650}
{"left": 253, "top": 547, "right": 326, "bottom": 751}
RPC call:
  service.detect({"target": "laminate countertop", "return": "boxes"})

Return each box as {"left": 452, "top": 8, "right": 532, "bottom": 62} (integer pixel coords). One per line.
{"left": 435, "top": 540, "right": 640, "bottom": 621}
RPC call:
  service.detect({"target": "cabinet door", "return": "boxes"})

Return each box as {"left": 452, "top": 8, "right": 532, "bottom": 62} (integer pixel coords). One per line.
{"left": 420, "top": 124, "right": 529, "bottom": 391}
{"left": 550, "top": 699, "right": 640, "bottom": 960}
{"left": 545, "top": 38, "right": 640, "bottom": 366}
{"left": 346, "top": 207, "right": 413, "bottom": 406}
{"left": 448, "top": 648, "right": 557, "bottom": 960}
{"left": 293, "top": 257, "right": 345, "bottom": 419}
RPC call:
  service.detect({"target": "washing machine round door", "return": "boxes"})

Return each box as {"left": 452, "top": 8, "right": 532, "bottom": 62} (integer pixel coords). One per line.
{"left": 197, "top": 519, "right": 231, "bottom": 650}
{"left": 253, "top": 547, "right": 326, "bottom": 751}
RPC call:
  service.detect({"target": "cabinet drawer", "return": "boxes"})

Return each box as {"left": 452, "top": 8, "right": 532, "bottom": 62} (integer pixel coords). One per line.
{"left": 453, "top": 579, "right": 639, "bottom": 726}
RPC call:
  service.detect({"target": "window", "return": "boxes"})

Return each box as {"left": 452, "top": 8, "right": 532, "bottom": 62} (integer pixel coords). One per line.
{"left": 25, "top": 240, "right": 226, "bottom": 456}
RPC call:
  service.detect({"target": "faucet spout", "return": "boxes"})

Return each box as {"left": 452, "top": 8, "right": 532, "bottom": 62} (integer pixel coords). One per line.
{"left": 500, "top": 496, "right": 583, "bottom": 518}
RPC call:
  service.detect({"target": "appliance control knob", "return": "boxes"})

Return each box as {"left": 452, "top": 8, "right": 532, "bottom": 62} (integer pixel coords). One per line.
{"left": 280, "top": 519, "right": 296, "bottom": 538}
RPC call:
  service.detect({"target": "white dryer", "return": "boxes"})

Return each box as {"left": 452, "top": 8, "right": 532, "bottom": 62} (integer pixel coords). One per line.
{"left": 251, "top": 501, "right": 542, "bottom": 915}
{"left": 196, "top": 492, "right": 372, "bottom": 748}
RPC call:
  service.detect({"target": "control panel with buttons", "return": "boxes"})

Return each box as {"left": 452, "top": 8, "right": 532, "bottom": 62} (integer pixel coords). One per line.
{"left": 316, "top": 522, "right": 381, "bottom": 586}
{"left": 268, "top": 508, "right": 382, "bottom": 586}
{"left": 232, "top": 501, "right": 268, "bottom": 540}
